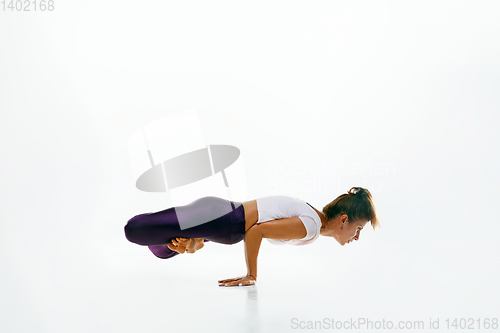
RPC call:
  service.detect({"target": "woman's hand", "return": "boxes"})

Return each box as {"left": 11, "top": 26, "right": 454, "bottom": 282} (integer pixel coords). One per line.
{"left": 218, "top": 274, "right": 256, "bottom": 287}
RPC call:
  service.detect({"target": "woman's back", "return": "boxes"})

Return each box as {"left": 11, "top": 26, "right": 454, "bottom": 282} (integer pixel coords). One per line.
{"left": 255, "top": 195, "right": 322, "bottom": 245}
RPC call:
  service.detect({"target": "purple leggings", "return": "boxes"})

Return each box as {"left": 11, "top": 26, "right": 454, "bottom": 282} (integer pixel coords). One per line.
{"left": 124, "top": 196, "right": 246, "bottom": 259}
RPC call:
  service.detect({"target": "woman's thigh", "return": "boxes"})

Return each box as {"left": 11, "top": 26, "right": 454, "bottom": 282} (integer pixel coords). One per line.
{"left": 124, "top": 196, "right": 245, "bottom": 246}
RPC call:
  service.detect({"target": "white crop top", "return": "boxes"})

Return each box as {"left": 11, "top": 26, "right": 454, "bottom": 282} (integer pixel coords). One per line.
{"left": 255, "top": 195, "right": 322, "bottom": 246}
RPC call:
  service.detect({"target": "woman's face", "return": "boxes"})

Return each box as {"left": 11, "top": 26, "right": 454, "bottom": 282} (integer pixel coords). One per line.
{"left": 338, "top": 218, "right": 368, "bottom": 246}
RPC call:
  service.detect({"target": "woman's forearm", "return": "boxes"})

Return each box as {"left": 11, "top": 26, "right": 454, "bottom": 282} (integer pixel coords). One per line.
{"left": 244, "top": 224, "right": 263, "bottom": 279}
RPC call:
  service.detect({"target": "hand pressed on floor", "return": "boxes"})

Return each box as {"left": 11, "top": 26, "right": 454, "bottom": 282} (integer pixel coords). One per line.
{"left": 218, "top": 274, "right": 256, "bottom": 287}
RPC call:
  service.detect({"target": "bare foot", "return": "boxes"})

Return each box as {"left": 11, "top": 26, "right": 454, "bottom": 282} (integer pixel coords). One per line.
{"left": 167, "top": 237, "right": 189, "bottom": 253}
{"left": 186, "top": 238, "right": 205, "bottom": 253}
{"left": 167, "top": 237, "right": 205, "bottom": 254}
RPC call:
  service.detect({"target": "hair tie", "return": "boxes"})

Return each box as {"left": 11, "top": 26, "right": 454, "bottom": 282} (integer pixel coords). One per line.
{"left": 350, "top": 187, "right": 361, "bottom": 195}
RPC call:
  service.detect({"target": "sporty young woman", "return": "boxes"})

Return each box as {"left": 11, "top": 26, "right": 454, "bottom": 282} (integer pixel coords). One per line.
{"left": 124, "top": 186, "right": 379, "bottom": 287}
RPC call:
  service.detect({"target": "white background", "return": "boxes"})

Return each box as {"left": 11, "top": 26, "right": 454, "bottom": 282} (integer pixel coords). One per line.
{"left": 1, "top": 1, "right": 499, "bottom": 332}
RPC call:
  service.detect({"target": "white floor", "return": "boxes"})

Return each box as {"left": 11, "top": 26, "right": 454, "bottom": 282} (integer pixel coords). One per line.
{"left": 2, "top": 197, "right": 498, "bottom": 332}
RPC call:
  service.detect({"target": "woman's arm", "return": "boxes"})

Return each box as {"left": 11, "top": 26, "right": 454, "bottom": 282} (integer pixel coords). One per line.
{"left": 218, "top": 217, "right": 307, "bottom": 287}
{"left": 244, "top": 224, "right": 263, "bottom": 279}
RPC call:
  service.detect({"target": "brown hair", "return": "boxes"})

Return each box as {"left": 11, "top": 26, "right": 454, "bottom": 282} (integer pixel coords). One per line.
{"left": 322, "top": 187, "right": 380, "bottom": 230}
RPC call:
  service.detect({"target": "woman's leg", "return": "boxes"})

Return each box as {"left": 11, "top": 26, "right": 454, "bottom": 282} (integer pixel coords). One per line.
{"left": 148, "top": 244, "right": 179, "bottom": 259}
{"left": 123, "top": 196, "right": 245, "bottom": 259}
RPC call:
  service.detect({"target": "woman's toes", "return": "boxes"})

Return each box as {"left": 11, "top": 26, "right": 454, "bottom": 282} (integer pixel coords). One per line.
{"left": 167, "top": 243, "right": 185, "bottom": 253}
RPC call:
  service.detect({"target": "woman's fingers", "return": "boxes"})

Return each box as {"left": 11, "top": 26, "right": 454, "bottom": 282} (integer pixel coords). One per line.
{"left": 218, "top": 275, "right": 250, "bottom": 284}
{"left": 223, "top": 280, "right": 243, "bottom": 287}
{"left": 217, "top": 278, "right": 233, "bottom": 283}
{"left": 218, "top": 275, "right": 256, "bottom": 287}
{"left": 219, "top": 279, "right": 256, "bottom": 287}
{"left": 218, "top": 276, "right": 242, "bottom": 283}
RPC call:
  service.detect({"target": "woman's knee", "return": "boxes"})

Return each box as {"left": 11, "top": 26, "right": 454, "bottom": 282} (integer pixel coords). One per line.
{"left": 124, "top": 215, "right": 144, "bottom": 244}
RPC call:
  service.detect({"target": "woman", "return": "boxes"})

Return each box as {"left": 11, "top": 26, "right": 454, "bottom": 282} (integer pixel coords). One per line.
{"left": 124, "top": 186, "right": 379, "bottom": 287}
